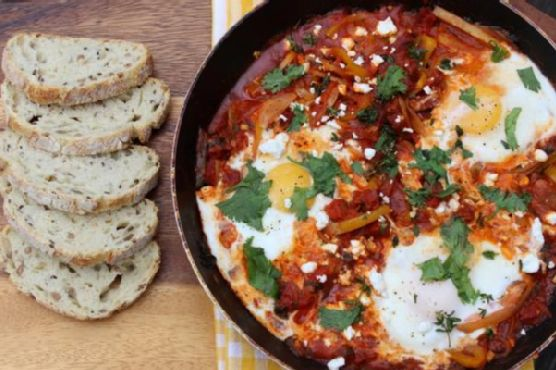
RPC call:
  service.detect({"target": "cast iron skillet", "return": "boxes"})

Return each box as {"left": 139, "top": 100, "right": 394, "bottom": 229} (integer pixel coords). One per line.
{"left": 171, "top": 1, "right": 556, "bottom": 368}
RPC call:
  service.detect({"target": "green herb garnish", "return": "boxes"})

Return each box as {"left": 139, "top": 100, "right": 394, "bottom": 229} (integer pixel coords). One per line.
{"left": 517, "top": 67, "right": 541, "bottom": 92}
{"left": 460, "top": 87, "right": 479, "bottom": 110}
{"left": 243, "top": 237, "right": 281, "bottom": 298}
{"left": 502, "top": 107, "right": 522, "bottom": 151}
{"left": 262, "top": 64, "right": 305, "bottom": 93}
{"left": 319, "top": 303, "right": 363, "bottom": 331}
{"left": 478, "top": 185, "right": 531, "bottom": 213}
{"left": 377, "top": 65, "right": 407, "bottom": 101}
{"left": 490, "top": 40, "right": 509, "bottom": 63}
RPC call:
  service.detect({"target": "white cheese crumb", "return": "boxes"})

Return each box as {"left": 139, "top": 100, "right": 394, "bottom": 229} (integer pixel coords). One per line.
{"left": 339, "top": 103, "right": 347, "bottom": 112}
{"left": 448, "top": 198, "right": 460, "bottom": 211}
{"left": 423, "top": 85, "right": 433, "bottom": 95}
{"left": 548, "top": 261, "right": 555, "bottom": 269}
{"left": 309, "top": 87, "right": 316, "bottom": 94}
{"left": 328, "top": 357, "right": 345, "bottom": 370}
{"left": 284, "top": 198, "right": 292, "bottom": 209}
{"left": 327, "top": 119, "right": 342, "bottom": 130}
{"left": 354, "top": 26, "right": 368, "bottom": 37}
{"left": 258, "top": 133, "right": 288, "bottom": 158}
{"left": 279, "top": 114, "right": 288, "bottom": 122}
{"left": 530, "top": 217, "right": 545, "bottom": 251}
{"left": 343, "top": 325, "right": 355, "bottom": 340}
{"left": 354, "top": 76, "right": 362, "bottom": 82}
{"left": 364, "top": 148, "right": 376, "bottom": 160}
{"left": 514, "top": 211, "right": 525, "bottom": 218}
{"left": 402, "top": 127, "right": 414, "bottom": 134}
{"left": 354, "top": 56, "right": 365, "bottom": 66}
{"left": 301, "top": 261, "right": 318, "bottom": 274}
{"left": 376, "top": 17, "right": 398, "bottom": 36}
{"left": 320, "top": 115, "right": 330, "bottom": 123}
{"left": 322, "top": 243, "right": 338, "bottom": 254}
{"left": 353, "top": 82, "right": 372, "bottom": 93}
{"left": 313, "top": 24, "right": 322, "bottom": 35}
{"left": 315, "top": 96, "right": 322, "bottom": 104}
{"left": 347, "top": 50, "right": 356, "bottom": 57}
{"left": 341, "top": 37, "right": 355, "bottom": 51}
{"left": 311, "top": 111, "right": 317, "bottom": 117}
{"left": 360, "top": 295, "right": 371, "bottom": 305}
{"left": 394, "top": 115, "right": 402, "bottom": 123}
{"left": 484, "top": 173, "right": 499, "bottom": 186}
{"left": 317, "top": 274, "right": 328, "bottom": 283}
{"left": 315, "top": 211, "right": 330, "bottom": 230}
{"left": 339, "top": 62, "right": 346, "bottom": 69}
{"left": 521, "top": 253, "right": 541, "bottom": 274}
{"left": 370, "top": 54, "right": 385, "bottom": 66}
{"left": 382, "top": 195, "right": 390, "bottom": 204}
{"left": 435, "top": 202, "right": 448, "bottom": 214}
{"left": 535, "top": 149, "right": 549, "bottom": 162}
{"left": 546, "top": 212, "right": 556, "bottom": 225}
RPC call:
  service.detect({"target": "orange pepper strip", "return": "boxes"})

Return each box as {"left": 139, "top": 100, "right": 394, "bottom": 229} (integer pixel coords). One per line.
{"left": 326, "top": 205, "right": 391, "bottom": 235}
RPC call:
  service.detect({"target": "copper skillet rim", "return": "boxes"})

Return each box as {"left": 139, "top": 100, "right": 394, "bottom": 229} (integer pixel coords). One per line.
{"left": 170, "top": 1, "right": 556, "bottom": 369}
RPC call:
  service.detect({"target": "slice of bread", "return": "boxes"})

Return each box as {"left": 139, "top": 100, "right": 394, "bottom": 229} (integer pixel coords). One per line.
{"left": 3, "top": 184, "right": 158, "bottom": 266}
{"left": 0, "top": 226, "right": 160, "bottom": 320}
{"left": 0, "top": 129, "right": 159, "bottom": 214}
{"left": 1, "top": 33, "right": 152, "bottom": 106}
{"left": 1, "top": 78, "right": 170, "bottom": 155}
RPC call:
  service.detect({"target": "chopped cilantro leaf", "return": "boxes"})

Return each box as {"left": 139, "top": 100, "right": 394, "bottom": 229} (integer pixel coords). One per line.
{"left": 439, "top": 58, "right": 453, "bottom": 71}
{"left": 479, "top": 293, "right": 494, "bottom": 303}
{"left": 486, "top": 328, "right": 494, "bottom": 338}
{"left": 243, "top": 237, "right": 281, "bottom": 298}
{"left": 460, "top": 87, "right": 479, "bottom": 110}
{"left": 490, "top": 40, "right": 509, "bottom": 63}
{"left": 290, "top": 186, "right": 317, "bottom": 220}
{"left": 409, "top": 44, "right": 426, "bottom": 61}
{"left": 375, "top": 125, "right": 399, "bottom": 177}
{"left": 478, "top": 185, "right": 531, "bottom": 213}
{"left": 262, "top": 64, "right": 305, "bottom": 93}
{"left": 504, "top": 107, "right": 522, "bottom": 151}
{"left": 303, "top": 33, "right": 317, "bottom": 46}
{"left": 351, "top": 162, "right": 365, "bottom": 175}
{"left": 217, "top": 163, "right": 271, "bottom": 231}
{"left": 405, "top": 187, "right": 432, "bottom": 208}
{"left": 288, "top": 104, "right": 307, "bottom": 132}
{"left": 410, "top": 147, "right": 451, "bottom": 186}
{"left": 357, "top": 105, "right": 379, "bottom": 124}
{"left": 319, "top": 303, "right": 363, "bottom": 331}
{"left": 296, "top": 152, "right": 350, "bottom": 197}
{"left": 377, "top": 65, "right": 407, "bottom": 101}
{"left": 419, "top": 257, "right": 448, "bottom": 281}
{"left": 455, "top": 125, "right": 464, "bottom": 137}
{"left": 482, "top": 251, "right": 498, "bottom": 260}
{"left": 413, "top": 225, "right": 421, "bottom": 237}
{"left": 517, "top": 67, "right": 541, "bottom": 92}
{"left": 438, "top": 184, "right": 461, "bottom": 198}
{"left": 330, "top": 132, "right": 340, "bottom": 142}
{"left": 314, "top": 74, "right": 330, "bottom": 96}
{"left": 435, "top": 310, "right": 461, "bottom": 347}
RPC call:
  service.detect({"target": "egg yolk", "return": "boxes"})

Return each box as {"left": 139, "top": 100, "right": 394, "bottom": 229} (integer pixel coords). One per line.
{"left": 267, "top": 162, "right": 313, "bottom": 212}
{"left": 459, "top": 85, "right": 502, "bottom": 136}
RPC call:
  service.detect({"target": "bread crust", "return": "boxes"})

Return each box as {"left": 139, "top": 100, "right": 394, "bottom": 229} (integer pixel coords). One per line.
{"left": 1, "top": 33, "right": 153, "bottom": 106}
{"left": 2, "top": 78, "right": 171, "bottom": 155}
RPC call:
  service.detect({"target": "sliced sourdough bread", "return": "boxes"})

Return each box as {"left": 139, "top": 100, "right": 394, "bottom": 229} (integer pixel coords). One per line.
{"left": 1, "top": 78, "right": 170, "bottom": 155}
{"left": 1, "top": 33, "right": 152, "bottom": 106}
{"left": 0, "top": 226, "right": 160, "bottom": 320}
{"left": 0, "top": 129, "right": 159, "bottom": 214}
{"left": 3, "top": 185, "right": 158, "bottom": 266}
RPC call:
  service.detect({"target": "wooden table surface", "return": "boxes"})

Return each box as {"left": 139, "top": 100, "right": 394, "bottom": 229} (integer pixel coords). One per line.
{"left": 0, "top": 1, "right": 554, "bottom": 370}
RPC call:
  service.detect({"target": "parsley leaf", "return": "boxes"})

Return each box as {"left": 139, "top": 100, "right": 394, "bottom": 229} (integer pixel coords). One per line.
{"left": 435, "top": 310, "right": 461, "bottom": 347}
{"left": 490, "top": 40, "right": 509, "bottom": 63}
{"left": 296, "top": 152, "right": 350, "bottom": 197}
{"left": 439, "top": 58, "right": 453, "bottom": 71}
{"left": 243, "top": 237, "right": 281, "bottom": 298}
{"left": 460, "top": 87, "right": 479, "bottom": 110}
{"left": 517, "top": 67, "right": 541, "bottom": 92}
{"left": 478, "top": 185, "right": 532, "bottom": 213}
{"left": 314, "top": 74, "right": 330, "bottom": 96}
{"left": 262, "top": 65, "right": 305, "bottom": 93}
{"left": 418, "top": 218, "right": 479, "bottom": 304}
{"left": 410, "top": 147, "right": 451, "bottom": 186}
{"left": 357, "top": 105, "right": 379, "bottom": 124}
{"left": 482, "top": 251, "right": 498, "bottom": 260}
{"left": 288, "top": 104, "right": 307, "bottom": 132}
{"left": 217, "top": 164, "right": 271, "bottom": 231}
{"left": 409, "top": 44, "right": 426, "bottom": 61}
{"left": 503, "top": 107, "right": 522, "bottom": 150}
{"left": 351, "top": 162, "right": 365, "bottom": 175}
{"left": 377, "top": 65, "right": 407, "bottom": 101}
{"left": 303, "top": 33, "right": 317, "bottom": 46}
{"left": 319, "top": 303, "right": 363, "bottom": 331}
{"left": 290, "top": 186, "right": 317, "bottom": 220}
{"left": 438, "top": 184, "right": 461, "bottom": 198}
{"left": 375, "top": 125, "right": 399, "bottom": 177}
{"left": 405, "top": 187, "right": 432, "bottom": 208}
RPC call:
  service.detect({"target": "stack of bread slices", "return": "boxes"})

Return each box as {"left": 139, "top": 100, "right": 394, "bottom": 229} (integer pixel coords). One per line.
{"left": 0, "top": 33, "right": 170, "bottom": 320}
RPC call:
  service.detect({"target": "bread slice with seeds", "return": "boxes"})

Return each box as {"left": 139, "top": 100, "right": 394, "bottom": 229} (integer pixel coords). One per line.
{"left": 3, "top": 183, "right": 158, "bottom": 265}
{"left": 0, "top": 129, "right": 159, "bottom": 214}
{"left": 0, "top": 226, "right": 160, "bottom": 320}
{"left": 2, "top": 33, "right": 152, "bottom": 106}
{"left": 1, "top": 78, "right": 170, "bottom": 155}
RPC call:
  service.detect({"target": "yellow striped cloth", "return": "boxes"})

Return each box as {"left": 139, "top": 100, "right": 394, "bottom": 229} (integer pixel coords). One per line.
{"left": 210, "top": 1, "right": 536, "bottom": 370}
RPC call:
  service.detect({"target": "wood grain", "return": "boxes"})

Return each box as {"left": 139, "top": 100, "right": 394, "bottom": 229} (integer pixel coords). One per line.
{"left": 0, "top": 1, "right": 553, "bottom": 369}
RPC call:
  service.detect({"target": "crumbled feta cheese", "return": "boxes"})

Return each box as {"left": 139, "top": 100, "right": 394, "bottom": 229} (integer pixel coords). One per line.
{"left": 546, "top": 212, "right": 556, "bottom": 225}
{"left": 521, "top": 253, "right": 541, "bottom": 274}
{"left": 434, "top": 130, "right": 443, "bottom": 137}
{"left": 258, "top": 133, "right": 288, "bottom": 158}
{"left": 535, "top": 149, "right": 549, "bottom": 162}
{"left": 371, "top": 54, "right": 384, "bottom": 66}
{"left": 309, "top": 87, "right": 316, "bottom": 94}
{"left": 347, "top": 50, "right": 356, "bottom": 57}
{"left": 339, "top": 103, "right": 347, "bottom": 112}
{"left": 354, "top": 26, "right": 368, "bottom": 37}
{"left": 364, "top": 148, "right": 376, "bottom": 160}
{"left": 484, "top": 173, "right": 499, "bottom": 186}
{"left": 311, "top": 111, "right": 317, "bottom": 117}
{"left": 339, "top": 62, "right": 346, "bottom": 69}
{"left": 343, "top": 326, "right": 355, "bottom": 340}
{"left": 417, "top": 321, "right": 432, "bottom": 334}
{"left": 321, "top": 115, "right": 330, "bottom": 123}
{"left": 353, "top": 82, "right": 372, "bottom": 93}
{"left": 313, "top": 24, "right": 322, "bottom": 35}
{"left": 354, "top": 76, "right": 362, "bottom": 82}
{"left": 448, "top": 198, "right": 460, "bottom": 211}
{"left": 382, "top": 195, "right": 390, "bottom": 204}
{"left": 315, "top": 211, "right": 330, "bottom": 230}
{"left": 530, "top": 217, "right": 545, "bottom": 251}
{"left": 402, "top": 127, "right": 414, "bottom": 134}
{"left": 312, "top": 149, "right": 319, "bottom": 157}
{"left": 315, "top": 57, "right": 322, "bottom": 64}
{"left": 341, "top": 37, "right": 355, "bottom": 51}
{"left": 284, "top": 198, "right": 292, "bottom": 209}
{"left": 350, "top": 240, "right": 365, "bottom": 257}
{"left": 394, "top": 115, "right": 402, "bottom": 123}
{"left": 315, "top": 96, "right": 322, "bottom": 104}
{"left": 301, "top": 261, "right": 318, "bottom": 274}
{"left": 327, "top": 119, "right": 341, "bottom": 130}
{"left": 423, "top": 85, "right": 432, "bottom": 95}
{"left": 354, "top": 56, "right": 365, "bottom": 66}
{"left": 360, "top": 295, "right": 371, "bottom": 305}
{"left": 514, "top": 211, "right": 525, "bottom": 218}
{"left": 435, "top": 202, "right": 448, "bottom": 214}
{"left": 376, "top": 17, "right": 398, "bottom": 36}
{"left": 382, "top": 45, "right": 389, "bottom": 51}
{"left": 328, "top": 357, "right": 345, "bottom": 370}
{"left": 389, "top": 36, "right": 397, "bottom": 44}
{"left": 322, "top": 243, "right": 339, "bottom": 254}
{"left": 279, "top": 114, "right": 287, "bottom": 122}
{"left": 317, "top": 274, "right": 328, "bottom": 283}
{"left": 368, "top": 268, "right": 387, "bottom": 297}
{"left": 389, "top": 47, "right": 397, "bottom": 54}
{"left": 549, "top": 261, "right": 555, "bottom": 269}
